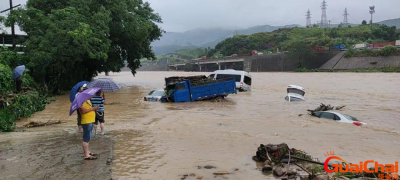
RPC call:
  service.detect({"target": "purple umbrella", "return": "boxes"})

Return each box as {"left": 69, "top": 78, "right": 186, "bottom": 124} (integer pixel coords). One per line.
{"left": 69, "top": 88, "right": 101, "bottom": 116}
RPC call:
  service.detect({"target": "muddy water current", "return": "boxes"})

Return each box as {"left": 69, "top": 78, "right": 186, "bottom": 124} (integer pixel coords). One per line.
{"left": 1, "top": 72, "right": 400, "bottom": 180}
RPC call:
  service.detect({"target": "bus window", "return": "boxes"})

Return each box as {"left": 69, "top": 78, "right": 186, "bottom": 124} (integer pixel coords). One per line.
{"left": 216, "top": 74, "right": 241, "bottom": 82}
{"left": 244, "top": 76, "right": 252, "bottom": 85}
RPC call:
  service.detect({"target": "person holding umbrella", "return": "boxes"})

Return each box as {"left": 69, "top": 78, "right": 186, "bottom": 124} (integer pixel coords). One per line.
{"left": 88, "top": 78, "right": 120, "bottom": 135}
{"left": 70, "top": 87, "right": 101, "bottom": 160}
{"left": 91, "top": 90, "right": 106, "bottom": 135}
{"left": 70, "top": 81, "right": 89, "bottom": 133}
{"left": 12, "top": 65, "right": 25, "bottom": 93}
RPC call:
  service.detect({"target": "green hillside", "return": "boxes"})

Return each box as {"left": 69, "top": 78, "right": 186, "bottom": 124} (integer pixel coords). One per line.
{"left": 146, "top": 24, "right": 400, "bottom": 63}
{"left": 143, "top": 48, "right": 209, "bottom": 63}
{"left": 208, "top": 24, "right": 400, "bottom": 57}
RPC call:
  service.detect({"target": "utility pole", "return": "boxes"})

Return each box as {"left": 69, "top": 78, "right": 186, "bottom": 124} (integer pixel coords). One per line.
{"left": 328, "top": 20, "right": 331, "bottom": 28}
{"left": 306, "top": 9, "right": 312, "bottom": 27}
{"left": 369, "top": 6, "right": 375, "bottom": 24}
{"left": 9, "top": 0, "right": 15, "bottom": 49}
{"left": 320, "top": 0, "right": 328, "bottom": 28}
{"left": 343, "top": 8, "right": 349, "bottom": 26}
{"left": 0, "top": 0, "right": 21, "bottom": 49}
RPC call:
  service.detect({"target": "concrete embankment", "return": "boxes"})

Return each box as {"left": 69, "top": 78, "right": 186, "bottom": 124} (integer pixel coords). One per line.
{"left": 246, "top": 51, "right": 339, "bottom": 72}
{"left": 319, "top": 51, "right": 346, "bottom": 70}
{"left": 136, "top": 52, "right": 400, "bottom": 72}
{"left": 333, "top": 56, "right": 400, "bottom": 70}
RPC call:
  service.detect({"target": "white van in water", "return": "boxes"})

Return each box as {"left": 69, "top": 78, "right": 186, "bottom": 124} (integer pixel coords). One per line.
{"left": 209, "top": 70, "right": 252, "bottom": 91}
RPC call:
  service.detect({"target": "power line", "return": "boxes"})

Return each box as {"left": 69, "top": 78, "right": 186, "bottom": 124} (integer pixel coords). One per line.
{"left": 0, "top": 4, "right": 20, "bottom": 13}
{"left": 348, "top": 14, "right": 359, "bottom": 24}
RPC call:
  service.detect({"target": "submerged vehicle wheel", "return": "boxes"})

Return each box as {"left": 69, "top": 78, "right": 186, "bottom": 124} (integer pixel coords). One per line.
{"left": 213, "top": 96, "right": 225, "bottom": 102}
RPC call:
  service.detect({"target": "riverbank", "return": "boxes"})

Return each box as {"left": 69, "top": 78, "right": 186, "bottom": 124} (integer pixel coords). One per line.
{"left": 1, "top": 72, "right": 400, "bottom": 179}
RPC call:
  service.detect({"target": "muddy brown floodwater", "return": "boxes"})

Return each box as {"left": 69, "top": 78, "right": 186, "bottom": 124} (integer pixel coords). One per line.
{"left": 1, "top": 71, "right": 400, "bottom": 180}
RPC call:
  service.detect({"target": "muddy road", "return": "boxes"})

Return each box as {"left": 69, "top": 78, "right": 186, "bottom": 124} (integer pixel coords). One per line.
{"left": 1, "top": 72, "right": 399, "bottom": 180}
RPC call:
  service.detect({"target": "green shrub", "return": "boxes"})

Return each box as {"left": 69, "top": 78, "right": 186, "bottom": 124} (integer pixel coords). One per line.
{"left": 22, "top": 74, "right": 36, "bottom": 88}
{"left": 344, "top": 51, "right": 353, "bottom": 58}
{"left": 380, "top": 45, "right": 397, "bottom": 56}
{"left": 345, "top": 46, "right": 400, "bottom": 58}
{"left": 0, "top": 108, "right": 16, "bottom": 132}
{"left": 11, "top": 91, "right": 46, "bottom": 119}
{"left": 0, "top": 64, "right": 13, "bottom": 95}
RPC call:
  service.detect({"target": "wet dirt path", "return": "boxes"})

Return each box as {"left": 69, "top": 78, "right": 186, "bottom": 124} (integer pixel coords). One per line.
{"left": 1, "top": 72, "right": 400, "bottom": 180}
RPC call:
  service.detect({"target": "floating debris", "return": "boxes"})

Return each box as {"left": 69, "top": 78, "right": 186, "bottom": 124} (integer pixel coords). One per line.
{"left": 24, "top": 121, "right": 62, "bottom": 128}
{"left": 253, "top": 143, "right": 391, "bottom": 179}
{"left": 308, "top": 104, "right": 346, "bottom": 114}
{"left": 204, "top": 165, "right": 216, "bottom": 169}
{"left": 213, "top": 171, "right": 230, "bottom": 175}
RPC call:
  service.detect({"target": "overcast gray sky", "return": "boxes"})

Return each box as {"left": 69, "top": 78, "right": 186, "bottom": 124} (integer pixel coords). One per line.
{"left": 1, "top": 0, "right": 400, "bottom": 33}
{"left": 145, "top": 0, "right": 400, "bottom": 32}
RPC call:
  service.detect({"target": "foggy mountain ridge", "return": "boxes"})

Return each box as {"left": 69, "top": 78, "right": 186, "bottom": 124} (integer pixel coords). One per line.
{"left": 151, "top": 24, "right": 300, "bottom": 55}
{"left": 377, "top": 18, "right": 400, "bottom": 28}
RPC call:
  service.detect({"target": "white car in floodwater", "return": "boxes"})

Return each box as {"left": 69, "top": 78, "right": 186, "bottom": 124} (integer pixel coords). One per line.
{"left": 285, "top": 85, "right": 305, "bottom": 102}
{"left": 313, "top": 111, "right": 366, "bottom": 126}
{"left": 144, "top": 89, "right": 165, "bottom": 102}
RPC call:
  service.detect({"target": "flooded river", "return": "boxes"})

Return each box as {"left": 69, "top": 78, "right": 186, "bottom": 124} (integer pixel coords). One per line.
{"left": 1, "top": 71, "right": 400, "bottom": 180}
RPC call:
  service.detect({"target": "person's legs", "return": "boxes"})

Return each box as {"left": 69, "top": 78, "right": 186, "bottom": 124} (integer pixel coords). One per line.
{"left": 82, "top": 123, "right": 95, "bottom": 159}
{"left": 82, "top": 141, "right": 90, "bottom": 157}
{"left": 94, "top": 115, "right": 99, "bottom": 134}
{"left": 78, "top": 125, "right": 82, "bottom": 133}
{"left": 99, "top": 113, "right": 105, "bottom": 135}
{"left": 100, "top": 123, "right": 104, "bottom": 134}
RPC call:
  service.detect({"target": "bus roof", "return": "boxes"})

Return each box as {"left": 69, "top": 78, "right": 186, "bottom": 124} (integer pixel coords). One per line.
{"left": 213, "top": 70, "right": 251, "bottom": 77}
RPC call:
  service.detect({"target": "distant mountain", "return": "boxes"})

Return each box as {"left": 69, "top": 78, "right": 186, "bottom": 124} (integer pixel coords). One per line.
{"left": 237, "top": 24, "right": 299, "bottom": 35}
{"left": 152, "top": 24, "right": 300, "bottom": 55}
{"left": 152, "top": 28, "right": 235, "bottom": 48}
{"left": 152, "top": 45, "right": 198, "bottom": 56}
{"left": 377, "top": 18, "right": 400, "bottom": 28}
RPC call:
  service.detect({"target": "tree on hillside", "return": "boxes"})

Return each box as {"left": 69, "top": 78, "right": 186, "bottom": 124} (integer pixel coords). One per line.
{"left": 6, "top": 0, "right": 162, "bottom": 92}
{"left": 362, "top": 20, "right": 367, "bottom": 25}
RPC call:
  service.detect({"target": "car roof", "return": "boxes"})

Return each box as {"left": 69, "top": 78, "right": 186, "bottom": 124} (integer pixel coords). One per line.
{"left": 315, "top": 111, "right": 343, "bottom": 116}
{"left": 213, "top": 70, "right": 251, "bottom": 77}
{"left": 287, "top": 85, "right": 305, "bottom": 91}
